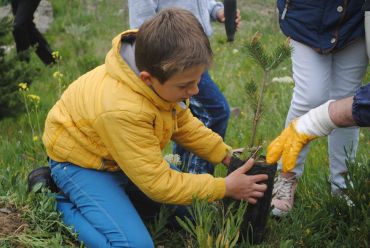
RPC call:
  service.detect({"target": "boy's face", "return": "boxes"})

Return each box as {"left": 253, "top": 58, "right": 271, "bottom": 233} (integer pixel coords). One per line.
{"left": 140, "top": 65, "right": 206, "bottom": 103}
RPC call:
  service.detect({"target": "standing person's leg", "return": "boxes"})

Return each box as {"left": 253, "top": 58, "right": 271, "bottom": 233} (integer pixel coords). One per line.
{"left": 272, "top": 39, "right": 332, "bottom": 216}
{"left": 365, "top": 11, "right": 370, "bottom": 58}
{"left": 173, "top": 71, "right": 230, "bottom": 174}
{"left": 11, "top": 0, "right": 54, "bottom": 65}
{"left": 284, "top": 40, "right": 332, "bottom": 174}
{"left": 329, "top": 38, "right": 368, "bottom": 195}
{"left": 193, "top": 71, "right": 230, "bottom": 138}
{"left": 28, "top": 22, "right": 55, "bottom": 65}
{"left": 11, "top": 0, "right": 40, "bottom": 53}
{"left": 49, "top": 160, "right": 154, "bottom": 248}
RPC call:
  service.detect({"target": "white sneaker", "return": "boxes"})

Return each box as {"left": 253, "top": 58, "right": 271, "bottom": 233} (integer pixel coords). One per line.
{"left": 271, "top": 174, "right": 298, "bottom": 217}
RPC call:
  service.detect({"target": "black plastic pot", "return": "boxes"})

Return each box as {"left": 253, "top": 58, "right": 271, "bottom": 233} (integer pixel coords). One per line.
{"left": 228, "top": 156, "right": 277, "bottom": 244}
{"left": 224, "top": 0, "right": 237, "bottom": 42}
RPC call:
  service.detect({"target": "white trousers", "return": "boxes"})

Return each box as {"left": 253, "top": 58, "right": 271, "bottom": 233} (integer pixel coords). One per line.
{"left": 281, "top": 39, "right": 368, "bottom": 193}
{"left": 365, "top": 11, "right": 370, "bottom": 58}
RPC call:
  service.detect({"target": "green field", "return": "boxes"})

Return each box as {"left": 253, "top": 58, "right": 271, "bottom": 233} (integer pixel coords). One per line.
{"left": 0, "top": 0, "right": 369, "bottom": 247}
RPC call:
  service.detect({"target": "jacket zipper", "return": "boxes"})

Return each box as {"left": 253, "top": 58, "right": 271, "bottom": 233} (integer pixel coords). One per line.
{"left": 281, "top": 0, "right": 290, "bottom": 20}
{"left": 172, "top": 108, "right": 178, "bottom": 132}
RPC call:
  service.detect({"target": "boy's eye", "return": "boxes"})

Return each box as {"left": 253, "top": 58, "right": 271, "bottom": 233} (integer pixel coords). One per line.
{"left": 178, "top": 85, "right": 187, "bottom": 89}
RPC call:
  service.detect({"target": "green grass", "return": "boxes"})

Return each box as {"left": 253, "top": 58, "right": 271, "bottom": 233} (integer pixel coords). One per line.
{"left": 0, "top": 0, "right": 369, "bottom": 247}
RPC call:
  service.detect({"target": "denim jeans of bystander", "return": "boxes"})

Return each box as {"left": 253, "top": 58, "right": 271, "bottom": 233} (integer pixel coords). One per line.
{"left": 173, "top": 71, "right": 230, "bottom": 174}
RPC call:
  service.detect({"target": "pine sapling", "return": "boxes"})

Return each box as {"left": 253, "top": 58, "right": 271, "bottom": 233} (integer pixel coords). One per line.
{"left": 241, "top": 31, "right": 291, "bottom": 159}
{"left": 228, "top": 32, "right": 291, "bottom": 245}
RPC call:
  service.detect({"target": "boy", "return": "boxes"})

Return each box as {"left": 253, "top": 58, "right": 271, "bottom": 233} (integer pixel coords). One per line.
{"left": 128, "top": 0, "right": 241, "bottom": 174}
{"left": 43, "top": 9, "right": 267, "bottom": 247}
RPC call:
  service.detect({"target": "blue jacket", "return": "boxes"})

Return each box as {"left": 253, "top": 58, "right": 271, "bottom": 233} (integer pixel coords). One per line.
{"left": 277, "top": 0, "right": 365, "bottom": 54}
{"left": 353, "top": 84, "right": 370, "bottom": 127}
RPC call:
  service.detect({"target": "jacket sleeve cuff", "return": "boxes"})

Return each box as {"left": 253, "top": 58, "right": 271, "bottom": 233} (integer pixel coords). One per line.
{"left": 210, "top": 3, "right": 223, "bottom": 21}
{"left": 352, "top": 84, "right": 370, "bottom": 127}
{"left": 212, "top": 177, "right": 226, "bottom": 200}
{"left": 208, "top": 143, "right": 232, "bottom": 164}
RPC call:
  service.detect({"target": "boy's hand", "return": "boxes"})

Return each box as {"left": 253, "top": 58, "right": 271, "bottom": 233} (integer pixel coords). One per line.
{"left": 225, "top": 158, "right": 268, "bottom": 204}
{"left": 222, "top": 148, "right": 244, "bottom": 167}
{"left": 217, "top": 8, "right": 241, "bottom": 30}
{"left": 266, "top": 100, "right": 337, "bottom": 172}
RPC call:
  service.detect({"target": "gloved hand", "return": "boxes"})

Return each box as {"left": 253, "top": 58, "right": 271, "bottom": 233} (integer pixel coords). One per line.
{"left": 266, "top": 100, "right": 337, "bottom": 172}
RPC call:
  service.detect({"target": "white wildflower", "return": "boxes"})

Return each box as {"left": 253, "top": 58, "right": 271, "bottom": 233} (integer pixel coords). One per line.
{"left": 272, "top": 76, "right": 294, "bottom": 84}
{"left": 164, "top": 154, "right": 181, "bottom": 165}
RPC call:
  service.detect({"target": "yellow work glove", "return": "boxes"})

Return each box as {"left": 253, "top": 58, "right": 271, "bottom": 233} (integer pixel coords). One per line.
{"left": 266, "top": 100, "right": 337, "bottom": 172}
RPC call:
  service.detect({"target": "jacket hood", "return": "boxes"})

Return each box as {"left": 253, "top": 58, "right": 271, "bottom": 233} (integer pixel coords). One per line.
{"left": 105, "top": 30, "right": 179, "bottom": 112}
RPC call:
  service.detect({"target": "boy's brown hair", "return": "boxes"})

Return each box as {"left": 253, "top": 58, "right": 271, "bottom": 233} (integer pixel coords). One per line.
{"left": 135, "top": 8, "right": 213, "bottom": 83}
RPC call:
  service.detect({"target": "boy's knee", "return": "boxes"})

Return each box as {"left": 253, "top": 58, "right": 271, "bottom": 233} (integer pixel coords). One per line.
{"left": 110, "top": 234, "right": 154, "bottom": 248}
{"left": 82, "top": 232, "right": 154, "bottom": 248}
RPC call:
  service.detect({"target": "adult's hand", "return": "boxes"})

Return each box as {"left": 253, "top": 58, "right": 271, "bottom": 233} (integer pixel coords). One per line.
{"left": 266, "top": 119, "right": 316, "bottom": 172}
{"left": 216, "top": 8, "right": 241, "bottom": 30}
{"left": 266, "top": 100, "right": 337, "bottom": 172}
{"left": 225, "top": 158, "right": 268, "bottom": 204}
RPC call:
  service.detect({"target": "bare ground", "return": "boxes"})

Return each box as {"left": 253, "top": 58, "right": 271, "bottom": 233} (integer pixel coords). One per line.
{"left": 0, "top": 202, "right": 27, "bottom": 238}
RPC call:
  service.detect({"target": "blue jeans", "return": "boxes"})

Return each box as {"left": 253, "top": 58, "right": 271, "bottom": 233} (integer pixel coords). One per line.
{"left": 49, "top": 159, "right": 188, "bottom": 248}
{"left": 173, "top": 71, "right": 230, "bottom": 174}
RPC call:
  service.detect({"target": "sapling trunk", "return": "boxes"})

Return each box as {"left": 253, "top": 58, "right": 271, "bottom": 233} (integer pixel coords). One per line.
{"left": 249, "top": 69, "right": 270, "bottom": 148}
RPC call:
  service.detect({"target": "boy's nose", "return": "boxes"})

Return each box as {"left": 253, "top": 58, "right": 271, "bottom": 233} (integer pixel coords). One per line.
{"left": 187, "top": 84, "right": 199, "bottom": 96}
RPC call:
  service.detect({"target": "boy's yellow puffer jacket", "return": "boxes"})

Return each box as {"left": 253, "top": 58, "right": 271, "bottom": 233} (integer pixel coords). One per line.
{"left": 43, "top": 30, "right": 230, "bottom": 205}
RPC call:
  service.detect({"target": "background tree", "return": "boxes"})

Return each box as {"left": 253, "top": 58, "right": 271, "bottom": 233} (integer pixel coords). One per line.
{"left": 0, "top": 16, "right": 34, "bottom": 120}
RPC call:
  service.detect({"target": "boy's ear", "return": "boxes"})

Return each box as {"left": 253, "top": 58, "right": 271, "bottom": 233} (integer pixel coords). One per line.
{"left": 139, "top": 71, "right": 153, "bottom": 86}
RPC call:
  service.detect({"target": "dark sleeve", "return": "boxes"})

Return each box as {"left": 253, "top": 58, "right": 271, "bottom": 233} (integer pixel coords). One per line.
{"left": 352, "top": 84, "right": 370, "bottom": 127}
{"left": 364, "top": 0, "right": 370, "bottom": 11}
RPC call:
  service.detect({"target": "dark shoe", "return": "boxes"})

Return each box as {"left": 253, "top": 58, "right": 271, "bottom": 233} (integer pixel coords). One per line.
{"left": 28, "top": 167, "right": 58, "bottom": 193}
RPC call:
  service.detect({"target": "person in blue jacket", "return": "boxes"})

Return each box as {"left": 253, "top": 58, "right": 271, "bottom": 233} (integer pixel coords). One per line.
{"left": 271, "top": 0, "right": 368, "bottom": 217}
{"left": 128, "top": 0, "right": 241, "bottom": 175}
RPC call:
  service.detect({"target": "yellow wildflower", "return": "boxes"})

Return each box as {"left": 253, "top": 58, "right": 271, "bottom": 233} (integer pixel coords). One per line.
{"left": 163, "top": 154, "right": 181, "bottom": 166}
{"left": 27, "top": 94, "right": 40, "bottom": 103}
{"left": 18, "top": 82, "right": 28, "bottom": 91}
{"left": 53, "top": 71, "right": 64, "bottom": 79}
{"left": 52, "top": 51, "right": 62, "bottom": 60}
{"left": 32, "top": 136, "right": 39, "bottom": 142}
